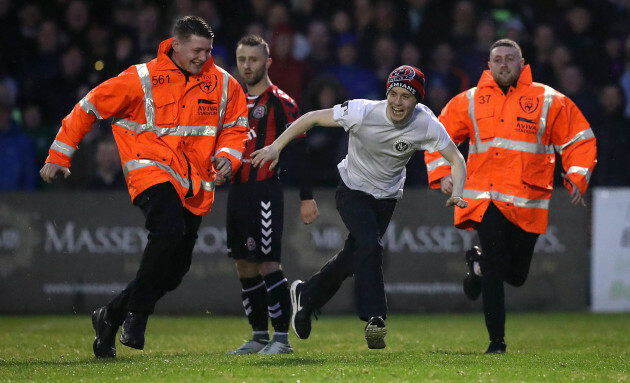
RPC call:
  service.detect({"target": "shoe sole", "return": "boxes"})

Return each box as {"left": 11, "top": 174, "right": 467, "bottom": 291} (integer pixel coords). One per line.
{"left": 290, "top": 280, "right": 305, "bottom": 339}
{"left": 365, "top": 324, "right": 387, "bottom": 349}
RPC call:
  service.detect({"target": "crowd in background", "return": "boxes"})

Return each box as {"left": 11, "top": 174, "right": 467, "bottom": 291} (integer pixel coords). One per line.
{"left": 1, "top": 0, "right": 630, "bottom": 191}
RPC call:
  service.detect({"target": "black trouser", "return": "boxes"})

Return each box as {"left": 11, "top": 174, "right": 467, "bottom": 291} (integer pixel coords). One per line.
{"left": 106, "top": 182, "right": 202, "bottom": 324}
{"left": 302, "top": 183, "right": 397, "bottom": 321}
{"left": 477, "top": 202, "right": 539, "bottom": 341}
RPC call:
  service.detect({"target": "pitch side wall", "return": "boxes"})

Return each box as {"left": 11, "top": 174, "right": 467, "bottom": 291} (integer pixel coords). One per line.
{"left": 0, "top": 189, "right": 590, "bottom": 314}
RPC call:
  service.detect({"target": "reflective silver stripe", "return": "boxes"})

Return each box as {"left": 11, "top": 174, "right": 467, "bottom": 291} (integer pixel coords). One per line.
{"left": 567, "top": 166, "right": 592, "bottom": 183}
{"left": 463, "top": 189, "right": 550, "bottom": 209}
{"left": 113, "top": 119, "right": 218, "bottom": 137}
{"left": 468, "top": 140, "right": 492, "bottom": 154}
{"left": 555, "top": 128, "right": 596, "bottom": 155}
{"left": 217, "top": 68, "right": 230, "bottom": 129}
{"left": 123, "top": 159, "right": 190, "bottom": 189}
{"left": 79, "top": 97, "right": 103, "bottom": 120}
{"left": 51, "top": 140, "right": 77, "bottom": 157}
{"left": 178, "top": 125, "right": 218, "bottom": 136}
{"left": 486, "top": 137, "right": 554, "bottom": 154}
{"left": 466, "top": 88, "right": 482, "bottom": 154}
{"left": 215, "top": 147, "right": 243, "bottom": 160}
{"left": 135, "top": 64, "right": 156, "bottom": 126}
{"left": 427, "top": 157, "right": 450, "bottom": 172}
{"left": 537, "top": 85, "right": 555, "bottom": 143}
{"left": 200, "top": 178, "right": 216, "bottom": 191}
{"left": 223, "top": 116, "right": 249, "bottom": 129}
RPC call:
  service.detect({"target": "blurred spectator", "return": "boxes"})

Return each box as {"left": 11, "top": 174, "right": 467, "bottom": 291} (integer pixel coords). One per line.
{"left": 372, "top": 35, "right": 399, "bottom": 83}
{"left": 450, "top": 0, "right": 476, "bottom": 50}
{"left": 63, "top": 0, "right": 90, "bottom": 49}
{"left": 113, "top": 34, "right": 140, "bottom": 74}
{"left": 48, "top": 46, "right": 90, "bottom": 124}
{"left": 304, "top": 20, "right": 334, "bottom": 75}
{"left": 302, "top": 76, "right": 348, "bottom": 186}
{"left": 21, "top": 103, "right": 55, "bottom": 168}
{"left": 424, "top": 79, "right": 450, "bottom": 115}
{"left": 84, "top": 137, "right": 126, "bottom": 190}
{"left": 404, "top": 0, "right": 431, "bottom": 37}
{"left": 16, "top": 2, "right": 43, "bottom": 60}
{"left": 549, "top": 44, "right": 573, "bottom": 88}
{"left": 137, "top": 4, "right": 163, "bottom": 59}
{"left": 399, "top": 41, "right": 423, "bottom": 70}
{"left": 590, "top": 84, "right": 630, "bottom": 186}
{"left": 18, "top": 19, "right": 63, "bottom": 123}
{"left": 560, "top": 5, "right": 606, "bottom": 84}
{"left": 558, "top": 65, "right": 598, "bottom": 123}
{"left": 460, "top": 18, "right": 497, "bottom": 83}
{"left": 326, "top": 33, "right": 379, "bottom": 100}
{"left": 425, "top": 42, "right": 470, "bottom": 101}
{"left": 0, "top": 87, "right": 38, "bottom": 191}
{"left": 267, "top": 23, "right": 311, "bottom": 106}
{"left": 602, "top": 34, "right": 626, "bottom": 81}
{"left": 529, "top": 24, "right": 557, "bottom": 85}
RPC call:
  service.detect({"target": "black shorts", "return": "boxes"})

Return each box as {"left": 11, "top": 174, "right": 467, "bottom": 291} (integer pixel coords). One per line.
{"left": 226, "top": 178, "right": 284, "bottom": 262}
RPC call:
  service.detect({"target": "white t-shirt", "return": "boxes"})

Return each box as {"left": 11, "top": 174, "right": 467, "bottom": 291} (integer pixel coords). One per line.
{"left": 333, "top": 99, "right": 451, "bottom": 199}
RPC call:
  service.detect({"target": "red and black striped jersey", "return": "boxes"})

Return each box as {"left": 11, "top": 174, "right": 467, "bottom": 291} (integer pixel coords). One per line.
{"left": 233, "top": 84, "right": 303, "bottom": 184}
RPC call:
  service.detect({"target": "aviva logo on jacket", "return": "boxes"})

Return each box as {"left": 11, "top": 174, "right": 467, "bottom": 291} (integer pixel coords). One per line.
{"left": 198, "top": 99, "right": 218, "bottom": 115}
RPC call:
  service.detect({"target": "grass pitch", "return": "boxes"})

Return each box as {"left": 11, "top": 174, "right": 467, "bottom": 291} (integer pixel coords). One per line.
{"left": 0, "top": 312, "right": 628, "bottom": 382}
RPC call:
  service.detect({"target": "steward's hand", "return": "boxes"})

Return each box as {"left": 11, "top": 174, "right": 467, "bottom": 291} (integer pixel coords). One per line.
{"left": 212, "top": 156, "right": 231, "bottom": 186}
{"left": 440, "top": 174, "right": 453, "bottom": 195}
{"left": 40, "top": 163, "right": 70, "bottom": 183}
{"left": 300, "top": 199, "right": 319, "bottom": 224}
{"left": 562, "top": 172, "right": 586, "bottom": 206}
{"left": 251, "top": 145, "right": 280, "bottom": 170}
{"left": 446, "top": 196, "right": 468, "bottom": 208}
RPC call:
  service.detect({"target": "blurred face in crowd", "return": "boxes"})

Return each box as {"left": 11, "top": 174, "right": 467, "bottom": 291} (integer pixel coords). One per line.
{"left": 386, "top": 86, "right": 416, "bottom": 125}
{"left": 236, "top": 44, "right": 270, "bottom": 86}
{"left": 96, "top": 141, "right": 121, "bottom": 174}
{"left": 488, "top": 45, "right": 524, "bottom": 86}
{"left": 172, "top": 34, "right": 213, "bottom": 75}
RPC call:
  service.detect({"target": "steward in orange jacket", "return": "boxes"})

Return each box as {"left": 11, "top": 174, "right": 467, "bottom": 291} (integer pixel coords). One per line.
{"left": 425, "top": 65, "right": 596, "bottom": 234}
{"left": 40, "top": 17, "right": 249, "bottom": 358}
{"left": 44, "top": 38, "right": 248, "bottom": 216}
{"left": 424, "top": 39, "right": 596, "bottom": 354}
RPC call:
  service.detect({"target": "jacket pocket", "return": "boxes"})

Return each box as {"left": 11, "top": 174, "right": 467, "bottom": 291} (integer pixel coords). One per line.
{"left": 521, "top": 153, "right": 554, "bottom": 190}
{"left": 475, "top": 106, "right": 495, "bottom": 140}
{"left": 154, "top": 93, "right": 177, "bottom": 126}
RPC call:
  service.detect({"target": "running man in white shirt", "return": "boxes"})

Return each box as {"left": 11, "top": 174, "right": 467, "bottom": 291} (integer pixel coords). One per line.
{"left": 251, "top": 65, "right": 467, "bottom": 349}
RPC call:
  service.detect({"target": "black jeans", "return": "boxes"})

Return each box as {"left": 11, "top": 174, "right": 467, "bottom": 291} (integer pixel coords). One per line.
{"left": 302, "top": 182, "right": 397, "bottom": 321}
{"left": 477, "top": 202, "right": 539, "bottom": 340}
{"left": 106, "top": 182, "right": 202, "bottom": 323}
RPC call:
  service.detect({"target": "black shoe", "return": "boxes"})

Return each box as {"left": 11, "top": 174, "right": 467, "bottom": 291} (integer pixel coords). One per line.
{"left": 119, "top": 312, "right": 148, "bottom": 350}
{"left": 92, "top": 306, "right": 119, "bottom": 358}
{"left": 364, "top": 316, "right": 387, "bottom": 349}
{"left": 290, "top": 280, "right": 312, "bottom": 339}
{"left": 485, "top": 339, "right": 507, "bottom": 354}
{"left": 463, "top": 246, "right": 482, "bottom": 300}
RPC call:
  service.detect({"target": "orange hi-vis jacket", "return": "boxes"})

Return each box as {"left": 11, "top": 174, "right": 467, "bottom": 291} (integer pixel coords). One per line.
{"left": 46, "top": 38, "right": 249, "bottom": 216}
{"left": 424, "top": 65, "right": 597, "bottom": 234}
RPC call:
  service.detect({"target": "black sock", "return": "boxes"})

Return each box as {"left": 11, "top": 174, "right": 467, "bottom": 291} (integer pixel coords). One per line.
{"left": 240, "top": 275, "right": 268, "bottom": 338}
{"left": 263, "top": 270, "right": 291, "bottom": 337}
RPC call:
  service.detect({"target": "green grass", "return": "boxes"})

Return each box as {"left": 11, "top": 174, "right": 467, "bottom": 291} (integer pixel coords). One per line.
{"left": 0, "top": 313, "right": 628, "bottom": 382}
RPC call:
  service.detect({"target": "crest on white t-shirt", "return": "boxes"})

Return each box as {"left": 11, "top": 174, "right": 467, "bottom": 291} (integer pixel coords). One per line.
{"left": 393, "top": 139, "right": 412, "bottom": 154}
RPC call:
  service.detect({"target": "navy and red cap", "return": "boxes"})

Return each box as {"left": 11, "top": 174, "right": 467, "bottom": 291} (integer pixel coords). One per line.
{"left": 386, "top": 65, "right": 426, "bottom": 103}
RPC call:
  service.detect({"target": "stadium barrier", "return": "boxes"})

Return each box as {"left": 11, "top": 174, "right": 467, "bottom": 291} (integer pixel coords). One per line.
{"left": 0, "top": 188, "right": 592, "bottom": 314}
